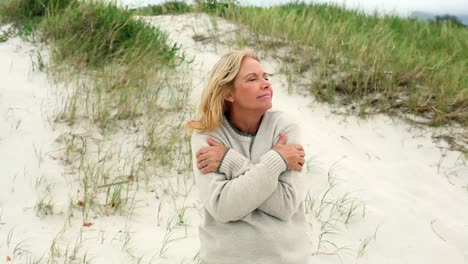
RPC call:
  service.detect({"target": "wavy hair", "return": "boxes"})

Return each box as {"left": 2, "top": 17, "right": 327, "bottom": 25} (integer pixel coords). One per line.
{"left": 186, "top": 49, "right": 259, "bottom": 132}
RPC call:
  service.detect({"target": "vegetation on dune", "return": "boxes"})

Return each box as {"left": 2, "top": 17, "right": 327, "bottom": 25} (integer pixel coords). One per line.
{"left": 133, "top": 0, "right": 235, "bottom": 16}
{"left": 0, "top": 0, "right": 464, "bottom": 262}
{"left": 0, "top": 0, "right": 465, "bottom": 146}
{"left": 130, "top": 0, "right": 467, "bottom": 144}
{"left": 0, "top": 0, "right": 76, "bottom": 21}
{"left": 433, "top": 14, "right": 467, "bottom": 27}
{"left": 205, "top": 1, "right": 467, "bottom": 128}
{"left": 0, "top": 0, "right": 192, "bottom": 228}
{"left": 0, "top": 0, "right": 183, "bottom": 129}
{"left": 42, "top": 2, "right": 178, "bottom": 67}
{"left": 1, "top": 0, "right": 178, "bottom": 67}
{"left": 133, "top": 1, "right": 193, "bottom": 15}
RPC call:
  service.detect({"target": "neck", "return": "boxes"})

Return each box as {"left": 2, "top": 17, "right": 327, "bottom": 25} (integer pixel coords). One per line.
{"left": 227, "top": 108, "right": 264, "bottom": 135}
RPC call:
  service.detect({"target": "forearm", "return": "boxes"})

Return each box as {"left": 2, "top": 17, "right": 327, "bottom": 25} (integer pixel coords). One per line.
{"left": 218, "top": 148, "right": 253, "bottom": 179}
{"left": 257, "top": 171, "right": 307, "bottom": 221}
{"left": 194, "top": 150, "right": 286, "bottom": 223}
{"left": 193, "top": 134, "right": 287, "bottom": 223}
{"left": 219, "top": 149, "right": 306, "bottom": 221}
{"left": 219, "top": 120, "right": 307, "bottom": 220}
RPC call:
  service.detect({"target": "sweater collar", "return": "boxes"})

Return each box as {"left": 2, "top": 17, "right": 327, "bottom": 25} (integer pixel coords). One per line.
{"left": 224, "top": 113, "right": 264, "bottom": 137}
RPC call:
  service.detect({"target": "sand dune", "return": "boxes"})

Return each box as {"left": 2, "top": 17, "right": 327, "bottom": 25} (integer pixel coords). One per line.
{"left": 1, "top": 14, "right": 467, "bottom": 263}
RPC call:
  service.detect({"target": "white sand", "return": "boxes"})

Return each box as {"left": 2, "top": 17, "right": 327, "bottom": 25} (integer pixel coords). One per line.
{"left": 0, "top": 35, "right": 72, "bottom": 260}
{"left": 1, "top": 14, "right": 467, "bottom": 263}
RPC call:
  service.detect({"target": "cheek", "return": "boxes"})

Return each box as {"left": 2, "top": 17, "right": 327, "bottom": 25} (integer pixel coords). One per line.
{"left": 237, "top": 84, "right": 255, "bottom": 98}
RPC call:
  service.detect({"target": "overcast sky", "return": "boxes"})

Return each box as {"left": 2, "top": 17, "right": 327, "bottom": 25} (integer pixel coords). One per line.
{"left": 119, "top": 0, "right": 468, "bottom": 16}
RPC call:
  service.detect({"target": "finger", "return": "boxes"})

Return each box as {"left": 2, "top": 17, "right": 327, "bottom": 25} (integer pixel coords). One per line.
{"left": 295, "top": 144, "right": 304, "bottom": 150}
{"left": 299, "top": 150, "right": 305, "bottom": 157}
{"left": 197, "top": 159, "right": 206, "bottom": 169}
{"left": 299, "top": 157, "right": 305, "bottom": 165}
{"left": 197, "top": 155, "right": 209, "bottom": 164}
{"left": 197, "top": 160, "right": 204, "bottom": 170}
{"left": 201, "top": 165, "right": 215, "bottom": 174}
{"left": 197, "top": 153, "right": 211, "bottom": 163}
{"left": 196, "top": 147, "right": 209, "bottom": 158}
{"left": 196, "top": 147, "right": 207, "bottom": 158}
{"left": 207, "top": 136, "right": 221, "bottom": 147}
{"left": 293, "top": 163, "right": 303, "bottom": 172}
{"left": 290, "top": 163, "right": 299, "bottom": 172}
{"left": 276, "top": 132, "right": 287, "bottom": 145}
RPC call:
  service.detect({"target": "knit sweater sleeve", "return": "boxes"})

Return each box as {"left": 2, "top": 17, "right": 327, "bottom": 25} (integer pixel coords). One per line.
{"left": 191, "top": 133, "right": 287, "bottom": 223}
{"left": 218, "top": 122, "right": 307, "bottom": 221}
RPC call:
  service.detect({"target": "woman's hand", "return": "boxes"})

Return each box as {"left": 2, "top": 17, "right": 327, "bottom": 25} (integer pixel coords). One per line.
{"left": 273, "top": 132, "right": 305, "bottom": 172}
{"left": 196, "top": 137, "right": 228, "bottom": 174}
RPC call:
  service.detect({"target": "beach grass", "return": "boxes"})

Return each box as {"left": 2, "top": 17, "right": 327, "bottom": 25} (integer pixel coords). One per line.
{"left": 0, "top": 0, "right": 466, "bottom": 262}
{"left": 213, "top": 2, "right": 467, "bottom": 127}
{"left": 133, "top": 0, "right": 235, "bottom": 16}
{"left": 41, "top": 1, "right": 179, "bottom": 68}
{"left": 0, "top": 0, "right": 178, "bottom": 67}
{"left": 1, "top": 0, "right": 187, "bottom": 131}
{"left": 1, "top": 3, "right": 196, "bottom": 262}
{"left": 133, "top": 1, "right": 193, "bottom": 15}
{"left": 0, "top": 0, "right": 76, "bottom": 21}
{"left": 0, "top": 0, "right": 194, "bottom": 224}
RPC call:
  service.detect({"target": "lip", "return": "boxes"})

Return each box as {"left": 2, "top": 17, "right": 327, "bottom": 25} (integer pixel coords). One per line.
{"left": 257, "top": 93, "right": 271, "bottom": 99}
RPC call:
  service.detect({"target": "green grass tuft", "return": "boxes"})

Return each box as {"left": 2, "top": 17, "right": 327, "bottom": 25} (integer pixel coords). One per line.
{"left": 134, "top": 1, "right": 193, "bottom": 16}
{"left": 196, "top": 0, "right": 238, "bottom": 16}
{"left": 0, "top": 0, "right": 76, "bottom": 22}
{"left": 42, "top": 1, "right": 178, "bottom": 67}
{"left": 220, "top": 2, "right": 468, "bottom": 126}
{"left": 1, "top": 0, "right": 178, "bottom": 68}
{"left": 0, "top": 0, "right": 182, "bottom": 130}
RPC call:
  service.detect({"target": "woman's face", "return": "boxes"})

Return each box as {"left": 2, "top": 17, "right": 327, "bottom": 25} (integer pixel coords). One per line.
{"left": 226, "top": 57, "right": 273, "bottom": 114}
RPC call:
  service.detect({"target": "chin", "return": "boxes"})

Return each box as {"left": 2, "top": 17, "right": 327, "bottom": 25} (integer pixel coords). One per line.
{"left": 262, "top": 104, "right": 272, "bottom": 112}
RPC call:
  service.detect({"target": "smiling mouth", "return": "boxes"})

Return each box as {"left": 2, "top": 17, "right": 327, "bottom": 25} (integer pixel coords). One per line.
{"left": 257, "top": 94, "right": 271, "bottom": 99}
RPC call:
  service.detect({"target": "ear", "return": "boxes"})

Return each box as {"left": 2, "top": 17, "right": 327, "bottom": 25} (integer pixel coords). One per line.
{"left": 225, "top": 92, "right": 234, "bottom": 103}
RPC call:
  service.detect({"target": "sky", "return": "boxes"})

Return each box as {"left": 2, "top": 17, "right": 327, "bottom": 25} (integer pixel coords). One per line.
{"left": 118, "top": 0, "right": 468, "bottom": 16}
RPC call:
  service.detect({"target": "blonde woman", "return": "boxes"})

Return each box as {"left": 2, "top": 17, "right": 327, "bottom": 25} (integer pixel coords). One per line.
{"left": 187, "top": 49, "right": 311, "bottom": 264}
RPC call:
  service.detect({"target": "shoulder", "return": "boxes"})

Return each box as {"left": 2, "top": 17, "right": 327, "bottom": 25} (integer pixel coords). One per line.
{"left": 190, "top": 127, "right": 225, "bottom": 150}
{"left": 264, "top": 110, "right": 300, "bottom": 131}
{"left": 263, "top": 110, "right": 302, "bottom": 144}
{"left": 191, "top": 131, "right": 208, "bottom": 142}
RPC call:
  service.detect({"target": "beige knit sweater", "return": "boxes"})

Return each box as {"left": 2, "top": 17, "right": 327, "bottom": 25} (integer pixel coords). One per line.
{"left": 191, "top": 110, "right": 312, "bottom": 264}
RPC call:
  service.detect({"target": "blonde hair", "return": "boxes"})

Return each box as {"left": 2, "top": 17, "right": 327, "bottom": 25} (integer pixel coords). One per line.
{"left": 186, "top": 49, "right": 259, "bottom": 133}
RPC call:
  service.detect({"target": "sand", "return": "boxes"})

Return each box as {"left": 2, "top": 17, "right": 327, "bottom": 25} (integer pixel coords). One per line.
{"left": 1, "top": 13, "right": 467, "bottom": 264}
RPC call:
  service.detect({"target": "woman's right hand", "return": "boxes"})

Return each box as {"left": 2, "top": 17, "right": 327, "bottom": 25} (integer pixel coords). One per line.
{"left": 272, "top": 132, "right": 305, "bottom": 172}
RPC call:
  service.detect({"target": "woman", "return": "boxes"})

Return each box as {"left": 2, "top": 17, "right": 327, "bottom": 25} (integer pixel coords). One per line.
{"left": 187, "top": 49, "right": 311, "bottom": 264}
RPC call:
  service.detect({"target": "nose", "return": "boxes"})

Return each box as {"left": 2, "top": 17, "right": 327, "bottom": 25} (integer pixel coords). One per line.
{"left": 261, "top": 77, "right": 270, "bottom": 89}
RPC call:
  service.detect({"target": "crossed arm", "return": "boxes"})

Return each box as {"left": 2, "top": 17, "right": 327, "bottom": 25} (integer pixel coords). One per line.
{"left": 191, "top": 124, "right": 307, "bottom": 223}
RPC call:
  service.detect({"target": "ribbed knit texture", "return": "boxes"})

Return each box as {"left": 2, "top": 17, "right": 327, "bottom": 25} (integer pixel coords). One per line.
{"left": 191, "top": 110, "right": 312, "bottom": 264}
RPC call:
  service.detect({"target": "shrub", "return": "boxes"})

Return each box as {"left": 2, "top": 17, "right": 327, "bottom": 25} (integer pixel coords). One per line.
{"left": 135, "top": 1, "right": 192, "bottom": 16}
{"left": 42, "top": 1, "right": 178, "bottom": 67}
{"left": 0, "top": 0, "right": 76, "bottom": 22}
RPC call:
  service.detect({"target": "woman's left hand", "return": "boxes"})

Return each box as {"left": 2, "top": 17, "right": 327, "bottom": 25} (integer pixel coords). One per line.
{"left": 196, "top": 137, "right": 228, "bottom": 174}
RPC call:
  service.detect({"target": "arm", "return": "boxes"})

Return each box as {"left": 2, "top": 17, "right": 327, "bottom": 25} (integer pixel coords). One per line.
{"left": 218, "top": 123, "right": 307, "bottom": 221}
{"left": 191, "top": 133, "right": 287, "bottom": 223}
{"left": 258, "top": 169, "right": 307, "bottom": 221}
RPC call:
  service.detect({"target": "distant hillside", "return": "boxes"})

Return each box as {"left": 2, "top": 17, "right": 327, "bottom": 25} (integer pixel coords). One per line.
{"left": 411, "top": 11, "right": 468, "bottom": 25}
